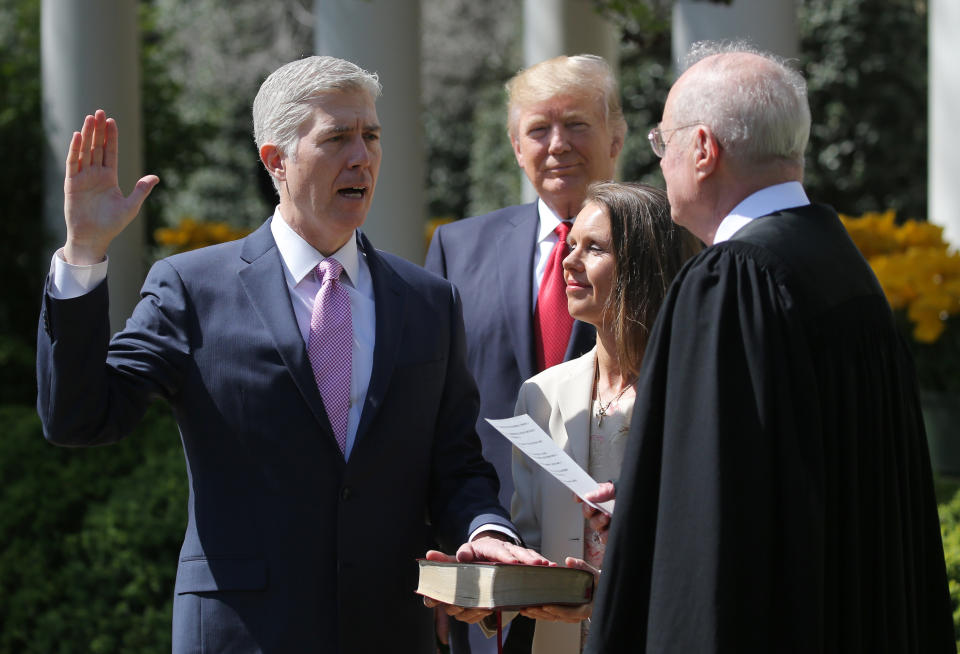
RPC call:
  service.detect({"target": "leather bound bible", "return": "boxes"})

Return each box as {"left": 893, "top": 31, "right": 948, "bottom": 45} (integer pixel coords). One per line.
{"left": 415, "top": 560, "right": 594, "bottom": 609}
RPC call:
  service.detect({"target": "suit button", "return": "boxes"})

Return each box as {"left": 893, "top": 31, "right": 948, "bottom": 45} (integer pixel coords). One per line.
{"left": 340, "top": 486, "right": 351, "bottom": 501}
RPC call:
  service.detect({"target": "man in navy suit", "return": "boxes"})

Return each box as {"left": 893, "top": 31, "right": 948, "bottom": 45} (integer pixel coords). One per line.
{"left": 37, "top": 56, "right": 544, "bottom": 654}
{"left": 425, "top": 54, "right": 625, "bottom": 653}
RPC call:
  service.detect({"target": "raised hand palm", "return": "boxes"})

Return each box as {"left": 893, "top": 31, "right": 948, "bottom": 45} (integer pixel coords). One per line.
{"left": 63, "top": 110, "right": 158, "bottom": 263}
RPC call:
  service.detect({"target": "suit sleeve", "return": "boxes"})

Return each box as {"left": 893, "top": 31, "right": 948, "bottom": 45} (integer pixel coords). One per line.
{"left": 423, "top": 224, "right": 447, "bottom": 277}
{"left": 427, "top": 283, "right": 513, "bottom": 550}
{"left": 37, "top": 260, "right": 191, "bottom": 447}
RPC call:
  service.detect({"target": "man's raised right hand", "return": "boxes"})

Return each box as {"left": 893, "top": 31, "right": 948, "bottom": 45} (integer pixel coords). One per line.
{"left": 63, "top": 109, "right": 159, "bottom": 265}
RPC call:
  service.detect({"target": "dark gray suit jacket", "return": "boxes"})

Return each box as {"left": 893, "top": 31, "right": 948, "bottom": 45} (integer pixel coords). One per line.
{"left": 37, "top": 219, "right": 512, "bottom": 653}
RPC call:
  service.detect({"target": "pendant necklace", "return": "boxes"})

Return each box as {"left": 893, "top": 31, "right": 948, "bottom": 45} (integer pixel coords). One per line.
{"left": 595, "top": 365, "right": 633, "bottom": 428}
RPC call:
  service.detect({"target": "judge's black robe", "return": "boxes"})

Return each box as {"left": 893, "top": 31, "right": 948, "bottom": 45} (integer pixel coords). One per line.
{"left": 585, "top": 204, "right": 954, "bottom": 653}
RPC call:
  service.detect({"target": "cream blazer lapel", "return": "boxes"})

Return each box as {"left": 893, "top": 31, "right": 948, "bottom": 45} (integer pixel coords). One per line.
{"left": 511, "top": 348, "right": 596, "bottom": 557}
{"left": 552, "top": 349, "right": 595, "bottom": 471}
{"left": 510, "top": 348, "right": 596, "bottom": 654}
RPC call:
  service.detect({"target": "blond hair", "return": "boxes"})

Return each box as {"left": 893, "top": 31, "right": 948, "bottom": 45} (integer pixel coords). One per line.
{"left": 505, "top": 54, "right": 626, "bottom": 144}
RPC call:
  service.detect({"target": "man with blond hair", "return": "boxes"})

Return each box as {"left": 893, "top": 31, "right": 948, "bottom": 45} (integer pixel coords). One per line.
{"left": 426, "top": 54, "right": 626, "bottom": 652}
{"left": 584, "top": 41, "right": 954, "bottom": 653}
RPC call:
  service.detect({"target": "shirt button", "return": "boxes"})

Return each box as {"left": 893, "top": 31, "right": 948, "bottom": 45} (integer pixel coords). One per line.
{"left": 341, "top": 486, "right": 351, "bottom": 501}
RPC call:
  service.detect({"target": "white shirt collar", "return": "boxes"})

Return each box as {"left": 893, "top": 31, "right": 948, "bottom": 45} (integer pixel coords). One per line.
{"left": 269, "top": 207, "right": 360, "bottom": 287}
{"left": 713, "top": 181, "right": 811, "bottom": 244}
{"left": 536, "top": 198, "right": 567, "bottom": 242}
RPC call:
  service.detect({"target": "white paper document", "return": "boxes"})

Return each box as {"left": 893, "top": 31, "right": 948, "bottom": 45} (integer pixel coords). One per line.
{"left": 486, "top": 414, "right": 614, "bottom": 515}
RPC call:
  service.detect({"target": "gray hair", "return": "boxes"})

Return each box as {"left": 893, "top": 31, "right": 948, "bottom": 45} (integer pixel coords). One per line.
{"left": 253, "top": 56, "right": 382, "bottom": 189}
{"left": 505, "top": 54, "right": 627, "bottom": 145}
{"left": 672, "top": 40, "right": 810, "bottom": 167}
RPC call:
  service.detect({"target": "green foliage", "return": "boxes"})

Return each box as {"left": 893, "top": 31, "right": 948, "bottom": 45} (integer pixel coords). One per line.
{"left": 0, "top": 334, "right": 37, "bottom": 405}
{"left": 466, "top": 85, "right": 522, "bottom": 216}
{"left": 0, "top": 403, "right": 187, "bottom": 654}
{"left": 938, "top": 486, "right": 960, "bottom": 649}
{"left": 618, "top": 36, "right": 673, "bottom": 189}
{"left": 607, "top": 0, "right": 929, "bottom": 224}
{"left": 140, "top": 0, "right": 292, "bottom": 235}
{"left": 0, "top": 0, "right": 44, "bottom": 358}
{"left": 590, "top": 0, "right": 672, "bottom": 39}
{"left": 422, "top": 0, "right": 522, "bottom": 220}
{"left": 799, "top": 0, "right": 928, "bottom": 220}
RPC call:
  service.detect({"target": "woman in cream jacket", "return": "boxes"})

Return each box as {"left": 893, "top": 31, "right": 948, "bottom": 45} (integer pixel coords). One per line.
{"left": 510, "top": 182, "right": 700, "bottom": 653}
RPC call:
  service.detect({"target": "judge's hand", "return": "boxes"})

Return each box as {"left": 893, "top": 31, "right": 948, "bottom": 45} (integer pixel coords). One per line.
{"left": 579, "top": 482, "right": 616, "bottom": 544}
{"left": 422, "top": 533, "right": 553, "bottom": 623}
{"left": 63, "top": 109, "right": 159, "bottom": 265}
{"left": 519, "top": 557, "right": 599, "bottom": 623}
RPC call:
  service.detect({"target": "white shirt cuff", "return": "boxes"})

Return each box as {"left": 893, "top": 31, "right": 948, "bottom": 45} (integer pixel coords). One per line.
{"left": 49, "top": 249, "right": 108, "bottom": 299}
{"left": 468, "top": 523, "right": 521, "bottom": 545}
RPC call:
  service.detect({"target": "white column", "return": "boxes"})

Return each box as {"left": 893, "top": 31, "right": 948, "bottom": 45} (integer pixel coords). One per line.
{"left": 42, "top": 0, "right": 145, "bottom": 332}
{"left": 314, "top": 0, "right": 424, "bottom": 263}
{"left": 672, "top": 0, "right": 799, "bottom": 64}
{"left": 930, "top": 0, "right": 960, "bottom": 246}
{"left": 521, "top": 0, "right": 619, "bottom": 201}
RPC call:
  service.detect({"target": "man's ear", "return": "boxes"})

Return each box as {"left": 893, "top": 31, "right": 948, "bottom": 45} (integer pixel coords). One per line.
{"left": 259, "top": 144, "right": 285, "bottom": 183}
{"left": 692, "top": 126, "right": 720, "bottom": 179}
{"left": 610, "top": 133, "right": 625, "bottom": 160}
{"left": 511, "top": 135, "right": 524, "bottom": 168}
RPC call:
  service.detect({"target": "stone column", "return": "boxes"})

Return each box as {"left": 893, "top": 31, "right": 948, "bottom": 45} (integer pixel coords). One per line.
{"left": 672, "top": 0, "right": 799, "bottom": 64}
{"left": 929, "top": 0, "right": 960, "bottom": 245}
{"left": 42, "top": 0, "right": 145, "bottom": 332}
{"left": 521, "top": 0, "right": 620, "bottom": 201}
{"left": 314, "top": 0, "right": 425, "bottom": 263}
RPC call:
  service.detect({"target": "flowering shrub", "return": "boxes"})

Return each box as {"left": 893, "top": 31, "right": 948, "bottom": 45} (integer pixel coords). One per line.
{"left": 840, "top": 210, "right": 960, "bottom": 392}
{"left": 840, "top": 211, "right": 960, "bottom": 343}
{"left": 937, "top": 487, "right": 960, "bottom": 648}
{"left": 154, "top": 217, "right": 250, "bottom": 254}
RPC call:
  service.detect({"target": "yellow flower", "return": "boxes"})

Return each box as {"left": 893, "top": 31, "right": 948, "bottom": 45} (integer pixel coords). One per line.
{"left": 841, "top": 211, "right": 960, "bottom": 345}
{"left": 154, "top": 217, "right": 251, "bottom": 254}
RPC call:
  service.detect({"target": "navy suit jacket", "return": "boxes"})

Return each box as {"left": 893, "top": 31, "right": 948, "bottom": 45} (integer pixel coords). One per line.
{"left": 37, "top": 219, "right": 512, "bottom": 654}
{"left": 425, "top": 202, "right": 595, "bottom": 509}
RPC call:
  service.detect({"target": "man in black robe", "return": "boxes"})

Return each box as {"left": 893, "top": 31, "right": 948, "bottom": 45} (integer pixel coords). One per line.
{"left": 584, "top": 41, "right": 955, "bottom": 653}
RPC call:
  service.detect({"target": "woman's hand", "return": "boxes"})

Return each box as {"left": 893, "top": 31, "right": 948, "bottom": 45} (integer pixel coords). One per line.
{"left": 580, "top": 481, "right": 615, "bottom": 543}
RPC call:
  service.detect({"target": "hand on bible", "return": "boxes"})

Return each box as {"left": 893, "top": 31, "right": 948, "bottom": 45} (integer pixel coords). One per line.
{"left": 63, "top": 109, "right": 159, "bottom": 265}
{"left": 518, "top": 557, "right": 599, "bottom": 623}
{"left": 421, "top": 534, "right": 553, "bottom": 622}
{"left": 579, "top": 481, "right": 616, "bottom": 543}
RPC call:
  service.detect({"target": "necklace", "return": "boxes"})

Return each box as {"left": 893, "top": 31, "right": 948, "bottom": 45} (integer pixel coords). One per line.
{"left": 595, "top": 365, "right": 633, "bottom": 428}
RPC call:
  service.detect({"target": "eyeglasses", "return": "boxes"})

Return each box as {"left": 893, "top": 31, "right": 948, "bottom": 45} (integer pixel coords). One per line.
{"left": 647, "top": 123, "right": 702, "bottom": 158}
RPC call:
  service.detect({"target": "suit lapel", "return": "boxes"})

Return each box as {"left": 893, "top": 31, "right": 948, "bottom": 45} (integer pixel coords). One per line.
{"left": 497, "top": 203, "right": 538, "bottom": 380}
{"left": 555, "top": 350, "right": 596, "bottom": 469}
{"left": 353, "top": 231, "right": 405, "bottom": 448}
{"left": 237, "top": 220, "right": 339, "bottom": 449}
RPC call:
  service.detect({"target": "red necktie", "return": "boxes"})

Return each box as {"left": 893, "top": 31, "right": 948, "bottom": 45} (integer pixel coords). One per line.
{"left": 534, "top": 221, "right": 573, "bottom": 372}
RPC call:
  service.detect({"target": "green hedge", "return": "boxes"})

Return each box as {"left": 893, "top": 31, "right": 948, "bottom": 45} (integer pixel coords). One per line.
{"left": 939, "top": 484, "right": 960, "bottom": 650}
{"left": 0, "top": 403, "right": 186, "bottom": 654}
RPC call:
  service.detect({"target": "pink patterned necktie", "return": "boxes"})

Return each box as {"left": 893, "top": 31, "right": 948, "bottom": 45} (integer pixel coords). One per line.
{"left": 534, "top": 221, "right": 573, "bottom": 372}
{"left": 307, "top": 258, "right": 352, "bottom": 453}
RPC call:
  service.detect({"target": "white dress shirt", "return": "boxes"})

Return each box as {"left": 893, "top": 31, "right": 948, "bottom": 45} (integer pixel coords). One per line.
{"left": 532, "top": 197, "right": 570, "bottom": 310}
{"left": 713, "top": 181, "right": 811, "bottom": 244}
